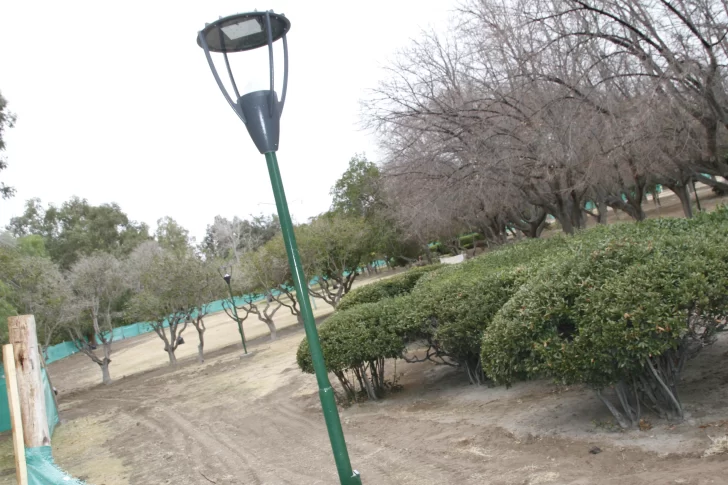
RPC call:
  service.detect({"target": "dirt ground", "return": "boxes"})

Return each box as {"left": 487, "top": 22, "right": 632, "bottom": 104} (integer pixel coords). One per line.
{"left": 7, "top": 326, "right": 725, "bottom": 485}
{"left": 0, "top": 188, "right": 726, "bottom": 484}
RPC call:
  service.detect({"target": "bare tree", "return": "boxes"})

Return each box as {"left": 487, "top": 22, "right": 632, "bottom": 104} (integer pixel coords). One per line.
{"left": 363, "top": 0, "right": 728, "bottom": 231}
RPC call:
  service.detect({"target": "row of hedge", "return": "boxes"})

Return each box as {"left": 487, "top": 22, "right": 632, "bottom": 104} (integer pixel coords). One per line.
{"left": 297, "top": 208, "right": 728, "bottom": 426}
{"left": 336, "top": 264, "right": 442, "bottom": 312}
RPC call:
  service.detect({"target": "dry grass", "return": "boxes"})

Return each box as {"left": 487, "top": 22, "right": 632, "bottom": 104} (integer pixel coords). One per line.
{"left": 703, "top": 435, "right": 728, "bottom": 457}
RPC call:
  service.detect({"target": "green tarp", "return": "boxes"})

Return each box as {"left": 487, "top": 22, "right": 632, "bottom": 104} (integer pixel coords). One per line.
{"left": 45, "top": 341, "right": 79, "bottom": 365}
{"left": 26, "top": 446, "right": 85, "bottom": 485}
{"left": 0, "top": 362, "right": 82, "bottom": 482}
{"left": 0, "top": 367, "right": 58, "bottom": 434}
{"left": 42, "top": 367, "right": 58, "bottom": 435}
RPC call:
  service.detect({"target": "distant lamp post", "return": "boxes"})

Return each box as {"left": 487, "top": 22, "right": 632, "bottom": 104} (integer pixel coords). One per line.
{"left": 220, "top": 268, "right": 247, "bottom": 354}
{"left": 197, "top": 12, "right": 362, "bottom": 484}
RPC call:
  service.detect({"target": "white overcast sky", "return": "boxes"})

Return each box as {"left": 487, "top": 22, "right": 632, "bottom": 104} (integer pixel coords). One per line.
{"left": 0, "top": 1, "right": 454, "bottom": 242}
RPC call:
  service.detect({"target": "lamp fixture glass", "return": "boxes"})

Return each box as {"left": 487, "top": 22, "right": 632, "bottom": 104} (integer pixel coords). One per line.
{"left": 198, "top": 12, "right": 290, "bottom": 52}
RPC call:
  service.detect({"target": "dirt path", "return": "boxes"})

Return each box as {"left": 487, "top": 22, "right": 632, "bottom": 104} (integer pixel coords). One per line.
{"left": 4, "top": 326, "right": 722, "bottom": 485}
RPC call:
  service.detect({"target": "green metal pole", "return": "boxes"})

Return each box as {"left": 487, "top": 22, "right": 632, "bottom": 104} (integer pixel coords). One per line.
{"left": 225, "top": 279, "right": 248, "bottom": 354}
{"left": 264, "top": 151, "right": 362, "bottom": 485}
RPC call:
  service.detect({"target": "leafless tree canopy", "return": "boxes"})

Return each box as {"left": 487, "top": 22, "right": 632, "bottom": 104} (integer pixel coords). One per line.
{"left": 365, "top": 0, "right": 728, "bottom": 239}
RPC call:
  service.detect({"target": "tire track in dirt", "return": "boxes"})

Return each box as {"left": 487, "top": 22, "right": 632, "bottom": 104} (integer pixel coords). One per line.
{"left": 51, "top": 327, "right": 728, "bottom": 485}
{"left": 161, "top": 409, "right": 263, "bottom": 485}
{"left": 128, "top": 406, "right": 261, "bottom": 485}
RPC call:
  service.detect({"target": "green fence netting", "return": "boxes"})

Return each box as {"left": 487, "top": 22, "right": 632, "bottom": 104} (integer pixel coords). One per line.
{"left": 45, "top": 341, "right": 79, "bottom": 365}
{"left": 0, "top": 367, "right": 58, "bottom": 434}
{"left": 0, "top": 369, "right": 9, "bottom": 432}
{"left": 0, "top": 363, "right": 81, "bottom": 482}
{"left": 26, "top": 446, "right": 86, "bottom": 485}
{"left": 42, "top": 367, "right": 59, "bottom": 435}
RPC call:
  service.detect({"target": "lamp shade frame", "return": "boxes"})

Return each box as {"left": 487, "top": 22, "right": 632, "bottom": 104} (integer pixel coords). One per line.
{"left": 197, "top": 11, "right": 289, "bottom": 153}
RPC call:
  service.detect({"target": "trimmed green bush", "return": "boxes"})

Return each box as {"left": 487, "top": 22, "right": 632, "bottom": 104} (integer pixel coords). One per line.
{"left": 296, "top": 298, "right": 409, "bottom": 401}
{"left": 298, "top": 206, "right": 728, "bottom": 417}
{"left": 399, "top": 265, "right": 529, "bottom": 383}
{"left": 482, "top": 222, "right": 728, "bottom": 427}
{"left": 397, "top": 235, "right": 569, "bottom": 383}
{"left": 336, "top": 264, "right": 443, "bottom": 312}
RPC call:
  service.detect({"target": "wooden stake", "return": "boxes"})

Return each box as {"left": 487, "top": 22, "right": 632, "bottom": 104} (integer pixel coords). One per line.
{"left": 8, "top": 315, "right": 51, "bottom": 448}
{"left": 3, "top": 344, "right": 29, "bottom": 485}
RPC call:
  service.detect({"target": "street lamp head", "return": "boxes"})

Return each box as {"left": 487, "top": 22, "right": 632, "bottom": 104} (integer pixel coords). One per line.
{"left": 223, "top": 273, "right": 231, "bottom": 284}
{"left": 197, "top": 12, "right": 290, "bottom": 52}
{"left": 197, "top": 11, "right": 290, "bottom": 154}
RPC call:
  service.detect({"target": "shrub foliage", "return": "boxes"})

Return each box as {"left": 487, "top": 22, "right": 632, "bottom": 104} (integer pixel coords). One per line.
{"left": 336, "top": 264, "right": 442, "bottom": 312}
{"left": 297, "top": 208, "right": 728, "bottom": 426}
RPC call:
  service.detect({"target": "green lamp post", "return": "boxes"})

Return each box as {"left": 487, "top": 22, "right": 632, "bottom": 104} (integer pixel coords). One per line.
{"left": 197, "top": 11, "right": 362, "bottom": 485}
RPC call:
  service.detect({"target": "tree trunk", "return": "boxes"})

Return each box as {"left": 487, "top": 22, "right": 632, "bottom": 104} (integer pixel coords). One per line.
{"left": 296, "top": 313, "right": 304, "bottom": 325}
{"left": 167, "top": 348, "right": 177, "bottom": 366}
{"left": 554, "top": 210, "right": 575, "bottom": 235}
{"left": 361, "top": 366, "right": 378, "bottom": 401}
{"left": 197, "top": 331, "right": 205, "bottom": 364}
{"left": 101, "top": 359, "right": 112, "bottom": 385}
{"left": 625, "top": 184, "right": 647, "bottom": 221}
{"left": 596, "top": 390, "right": 631, "bottom": 429}
{"left": 596, "top": 200, "right": 609, "bottom": 224}
{"left": 423, "top": 243, "right": 433, "bottom": 264}
{"left": 266, "top": 320, "right": 277, "bottom": 341}
{"left": 668, "top": 183, "right": 694, "bottom": 218}
{"left": 102, "top": 340, "right": 112, "bottom": 384}
{"left": 570, "top": 192, "right": 586, "bottom": 230}
{"left": 592, "top": 188, "right": 609, "bottom": 224}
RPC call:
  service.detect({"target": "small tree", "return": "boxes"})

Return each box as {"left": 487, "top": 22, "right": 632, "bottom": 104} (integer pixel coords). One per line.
{"left": 0, "top": 240, "right": 70, "bottom": 349}
{"left": 127, "top": 249, "right": 200, "bottom": 365}
{"left": 297, "top": 213, "right": 373, "bottom": 309}
{"left": 66, "top": 252, "right": 127, "bottom": 384}
{"left": 330, "top": 155, "right": 384, "bottom": 219}
{"left": 219, "top": 257, "right": 282, "bottom": 341}
{"left": 188, "top": 259, "right": 220, "bottom": 363}
{"left": 237, "top": 254, "right": 283, "bottom": 340}
{"left": 249, "top": 237, "right": 304, "bottom": 325}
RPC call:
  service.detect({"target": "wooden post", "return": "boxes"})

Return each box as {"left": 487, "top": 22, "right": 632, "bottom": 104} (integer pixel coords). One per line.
{"left": 8, "top": 315, "right": 51, "bottom": 448}
{"left": 3, "top": 344, "right": 29, "bottom": 485}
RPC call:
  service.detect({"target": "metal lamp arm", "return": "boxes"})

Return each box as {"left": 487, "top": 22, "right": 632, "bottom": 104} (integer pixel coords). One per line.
{"left": 279, "top": 34, "right": 289, "bottom": 116}
{"left": 198, "top": 31, "right": 247, "bottom": 124}
{"left": 265, "top": 12, "right": 276, "bottom": 117}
